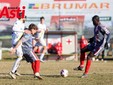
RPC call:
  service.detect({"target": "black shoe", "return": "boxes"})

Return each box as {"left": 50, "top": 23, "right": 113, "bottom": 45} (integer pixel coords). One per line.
{"left": 73, "top": 66, "right": 83, "bottom": 71}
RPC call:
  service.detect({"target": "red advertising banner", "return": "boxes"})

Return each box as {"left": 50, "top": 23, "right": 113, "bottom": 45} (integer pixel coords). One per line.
{"left": 50, "top": 16, "right": 84, "bottom": 30}
{"left": 0, "top": 0, "right": 21, "bottom": 22}
{"left": 0, "top": 0, "right": 21, "bottom": 34}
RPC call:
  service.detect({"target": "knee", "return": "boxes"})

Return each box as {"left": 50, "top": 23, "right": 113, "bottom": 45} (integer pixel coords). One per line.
{"left": 87, "top": 52, "right": 94, "bottom": 60}
{"left": 87, "top": 56, "right": 92, "bottom": 60}
{"left": 18, "top": 56, "right": 23, "bottom": 60}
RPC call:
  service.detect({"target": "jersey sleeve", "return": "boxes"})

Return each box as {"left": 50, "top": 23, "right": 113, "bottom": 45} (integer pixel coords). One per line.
{"left": 34, "top": 32, "right": 39, "bottom": 38}
{"left": 100, "top": 25, "right": 110, "bottom": 35}
{"left": 99, "top": 25, "right": 110, "bottom": 43}
{"left": 22, "top": 34, "right": 30, "bottom": 42}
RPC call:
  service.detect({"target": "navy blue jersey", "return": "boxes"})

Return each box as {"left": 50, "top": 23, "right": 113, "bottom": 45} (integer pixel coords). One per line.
{"left": 91, "top": 24, "right": 110, "bottom": 56}
{"left": 87, "top": 24, "right": 110, "bottom": 53}
{"left": 94, "top": 24, "right": 110, "bottom": 44}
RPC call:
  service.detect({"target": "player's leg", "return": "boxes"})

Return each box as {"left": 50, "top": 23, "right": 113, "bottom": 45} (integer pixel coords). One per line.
{"left": 10, "top": 45, "right": 23, "bottom": 79}
{"left": 31, "top": 51, "right": 42, "bottom": 80}
{"left": 82, "top": 42, "right": 105, "bottom": 78}
{"left": 74, "top": 46, "right": 89, "bottom": 71}
{"left": 82, "top": 52, "right": 94, "bottom": 78}
{"left": 11, "top": 45, "right": 23, "bottom": 74}
{"left": 74, "top": 52, "right": 86, "bottom": 71}
{"left": 96, "top": 53, "right": 100, "bottom": 61}
{"left": 79, "top": 52, "right": 86, "bottom": 68}
{"left": 31, "top": 61, "right": 36, "bottom": 74}
{"left": 39, "top": 39, "right": 47, "bottom": 62}
{"left": 40, "top": 46, "right": 47, "bottom": 61}
{"left": 56, "top": 51, "right": 63, "bottom": 61}
{"left": 34, "top": 60, "right": 41, "bottom": 79}
{"left": 101, "top": 50, "right": 105, "bottom": 61}
{"left": 31, "top": 59, "right": 41, "bottom": 78}
{"left": 24, "top": 51, "right": 43, "bottom": 80}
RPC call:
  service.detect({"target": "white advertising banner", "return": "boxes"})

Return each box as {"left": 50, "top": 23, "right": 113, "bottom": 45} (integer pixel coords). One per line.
{"left": 21, "top": 0, "right": 113, "bottom": 37}
{"left": 0, "top": 0, "right": 113, "bottom": 36}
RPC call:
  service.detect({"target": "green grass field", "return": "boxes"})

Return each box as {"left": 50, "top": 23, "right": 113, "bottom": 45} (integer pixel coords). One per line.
{"left": 0, "top": 51, "right": 113, "bottom": 85}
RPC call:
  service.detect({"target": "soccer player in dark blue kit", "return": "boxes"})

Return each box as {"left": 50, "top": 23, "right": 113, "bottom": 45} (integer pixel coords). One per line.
{"left": 74, "top": 15, "right": 110, "bottom": 78}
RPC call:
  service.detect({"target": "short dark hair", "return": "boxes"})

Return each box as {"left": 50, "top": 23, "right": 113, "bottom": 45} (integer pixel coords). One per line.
{"left": 40, "top": 16, "right": 45, "bottom": 20}
{"left": 28, "top": 23, "right": 38, "bottom": 30}
{"left": 92, "top": 15, "right": 100, "bottom": 21}
{"left": 18, "top": 12, "right": 23, "bottom": 19}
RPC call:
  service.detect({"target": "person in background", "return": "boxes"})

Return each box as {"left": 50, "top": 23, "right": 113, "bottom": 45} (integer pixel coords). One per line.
{"left": 34, "top": 17, "right": 48, "bottom": 62}
{"left": 74, "top": 35, "right": 88, "bottom": 70}
{"left": 9, "top": 13, "right": 26, "bottom": 79}
{"left": 96, "top": 50, "right": 105, "bottom": 61}
{"left": 96, "top": 41, "right": 110, "bottom": 61}
{"left": 55, "top": 42, "right": 63, "bottom": 61}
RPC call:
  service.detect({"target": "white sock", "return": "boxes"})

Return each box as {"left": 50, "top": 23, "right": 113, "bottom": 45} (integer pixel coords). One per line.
{"left": 35, "top": 72, "right": 40, "bottom": 76}
{"left": 11, "top": 57, "right": 22, "bottom": 73}
{"left": 40, "top": 54, "right": 44, "bottom": 60}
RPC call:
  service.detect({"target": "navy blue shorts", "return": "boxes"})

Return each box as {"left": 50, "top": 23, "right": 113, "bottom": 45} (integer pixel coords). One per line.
{"left": 23, "top": 51, "right": 39, "bottom": 63}
{"left": 87, "top": 40, "right": 106, "bottom": 56}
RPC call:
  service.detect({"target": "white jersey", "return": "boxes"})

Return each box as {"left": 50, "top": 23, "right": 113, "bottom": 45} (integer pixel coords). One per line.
{"left": 12, "top": 19, "right": 25, "bottom": 45}
{"left": 37, "top": 23, "right": 47, "bottom": 40}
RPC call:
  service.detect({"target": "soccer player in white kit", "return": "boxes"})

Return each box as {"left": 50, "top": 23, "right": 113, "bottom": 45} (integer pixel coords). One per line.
{"left": 34, "top": 17, "right": 48, "bottom": 62}
{"left": 9, "top": 13, "right": 25, "bottom": 79}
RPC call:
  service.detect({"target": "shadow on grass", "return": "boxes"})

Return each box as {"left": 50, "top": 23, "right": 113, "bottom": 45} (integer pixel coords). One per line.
{"left": 3, "top": 58, "right": 16, "bottom": 60}
{"left": 0, "top": 73, "right": 12, "bottom": 79}
{"left": 42, "top": 74, "right": 61, "bottom": 78}
{"left": 21, "top": 74, "right": 61, "bottom": 78}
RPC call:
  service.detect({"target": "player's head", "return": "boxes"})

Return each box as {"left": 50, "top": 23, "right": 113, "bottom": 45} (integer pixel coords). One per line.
{"left": 92, "top": 15, "right": 100, "bottom": 26}
{"left": 18, "top": 12, "right": 26, "bottom": 23}
{"left": 18, "top": 12, "right": 23, "bottom": 19}
{"left": 28, "top": 24, "right": 38, "bottom": 34}
{"left": 40, "top": 16, "right": 45, "bottom": 24}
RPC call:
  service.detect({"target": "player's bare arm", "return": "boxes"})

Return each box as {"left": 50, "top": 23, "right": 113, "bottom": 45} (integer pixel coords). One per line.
{"left": 10, "top": 39, "right": 22, "bottom": 54}
{"left": 45, "top": 28, "right": 48, "bottom": 33}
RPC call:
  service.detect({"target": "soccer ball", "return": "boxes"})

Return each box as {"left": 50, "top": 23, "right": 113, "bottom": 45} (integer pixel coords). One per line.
{"left": 60, "top": 69, "right": 69, "bottom": 77}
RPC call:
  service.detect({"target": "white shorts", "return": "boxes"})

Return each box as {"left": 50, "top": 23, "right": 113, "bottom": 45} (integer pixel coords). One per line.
{"left": 35, "top": 39, "right": 46, "bottom": 47}
{"left": 15, "top": 45, "right": 23, "bottom": 57}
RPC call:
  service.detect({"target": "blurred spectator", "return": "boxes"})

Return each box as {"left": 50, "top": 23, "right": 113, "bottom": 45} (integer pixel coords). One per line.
{"left": 55, "top": 42, "right": 63, "bottom": 61}
{"left": 47, "top": 42, "right": 63, "bottom": 61}
{"left": 47, "top": 43, "right": 57, "bottom": 54}
{"left": 73, "top": 35, "right": 88, "bottom": 70}
{"left": 96, "top": 50, "right": 105, "bottom": 61}
{"left": 96, "top": 43, "right": 110, "bottom": 61}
